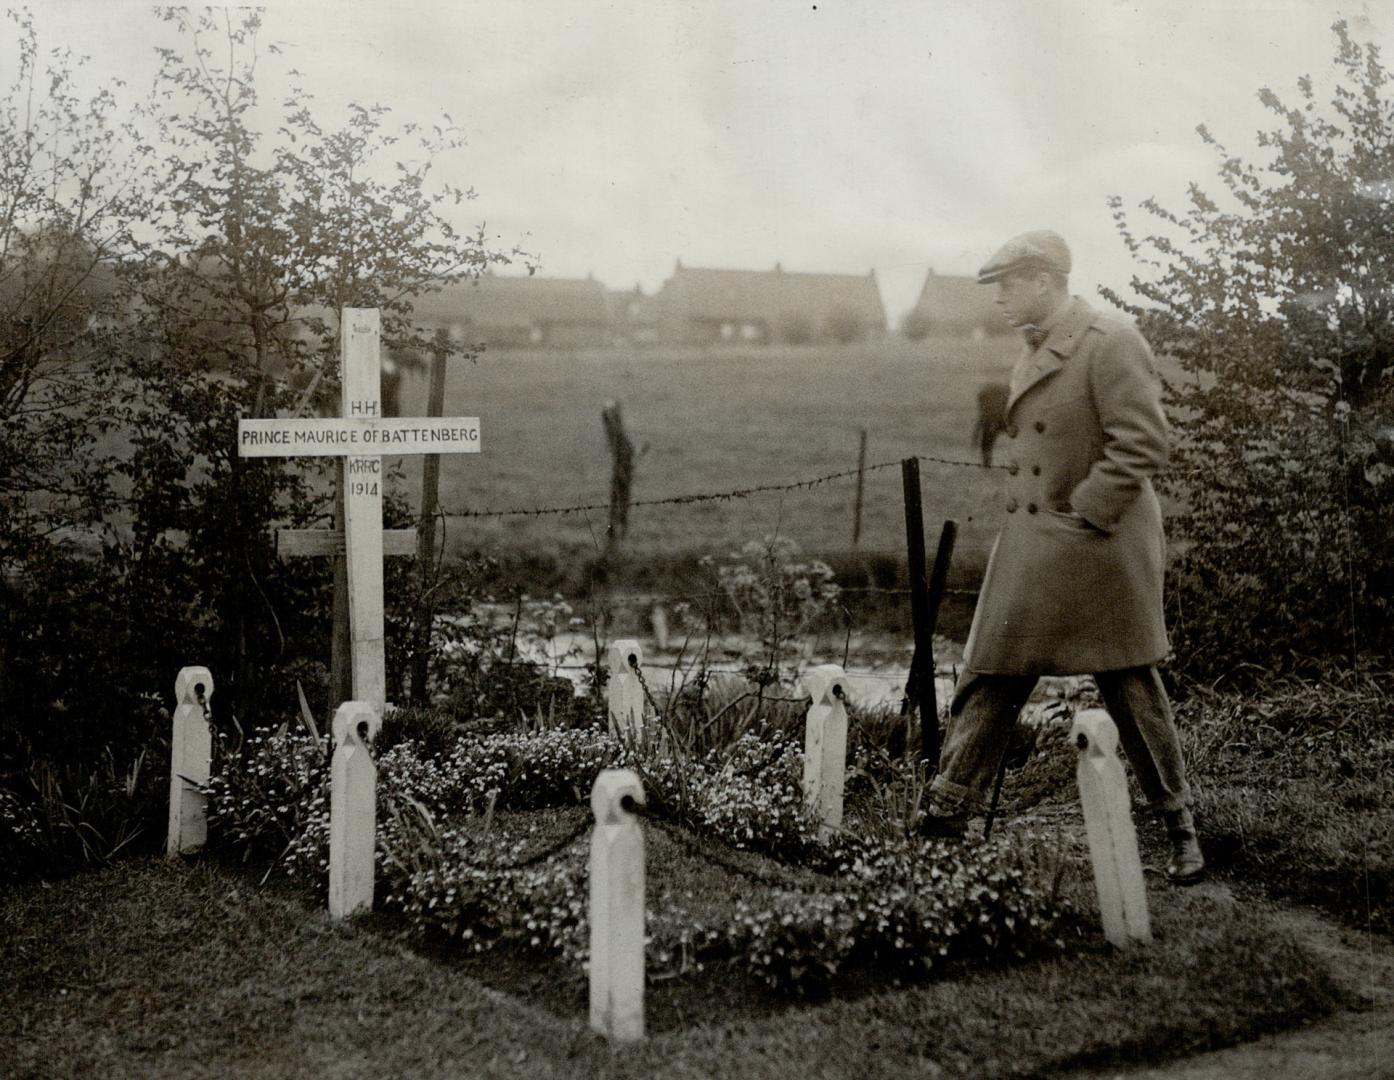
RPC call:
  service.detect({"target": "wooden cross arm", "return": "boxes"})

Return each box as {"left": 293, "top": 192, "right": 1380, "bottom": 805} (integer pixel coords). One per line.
{"left": 277, "top": 529, "right": 418, "bottom": 559}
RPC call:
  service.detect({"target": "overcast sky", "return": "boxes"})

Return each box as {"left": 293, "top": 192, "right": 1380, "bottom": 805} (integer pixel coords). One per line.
{"left": 24, "top": 0, "right": 1388, "bottom": 323}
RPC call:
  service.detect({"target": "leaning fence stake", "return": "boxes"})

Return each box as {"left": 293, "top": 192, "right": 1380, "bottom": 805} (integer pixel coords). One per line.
{"left": 329, "top": 701, "right": 381, "bottom": 920}
{"left": 167, "top": 666, "right": 213, "bottom": 856}
{"left": 589, "top": 769, "right": 646, "bottom": 1042}
{"left": 801, "top": 664, "right": 849, "bottom": 838}
{"left": 1072, "top": 709, "right": 1151, "bottom": 948}
{"left": 607, "top": 640, "right": 645, "bottom": 737}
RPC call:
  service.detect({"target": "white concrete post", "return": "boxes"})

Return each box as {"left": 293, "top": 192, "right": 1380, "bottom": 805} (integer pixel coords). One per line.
{"left": 607, "top": 640, "right": 645, "bottom": 738}
{"left": 649, "top": 604, "right": 669, "bottom": 651}
{"left": 589, "top": 769, "right": 646, "bottom": 1042}
{"left": 1072, "top": 709, "right": 1152, "bottom": 948}
{"left": 801, "top": 664, "right": 849, "bottom": 837}
{"left": 329, "top": 701, "right": 381, "bottom": 920}
{"left": 166, "top": 666, "right": 213, "bottom": 856}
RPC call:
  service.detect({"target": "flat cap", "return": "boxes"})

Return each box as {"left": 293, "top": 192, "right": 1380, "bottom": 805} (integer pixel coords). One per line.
{"left": 977, "top": 229, "right": 1072, "bottom": 284}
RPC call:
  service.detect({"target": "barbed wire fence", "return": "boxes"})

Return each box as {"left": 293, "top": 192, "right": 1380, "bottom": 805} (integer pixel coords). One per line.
{"left": 437, "top": 452, "right": 1002, "bottom": 522}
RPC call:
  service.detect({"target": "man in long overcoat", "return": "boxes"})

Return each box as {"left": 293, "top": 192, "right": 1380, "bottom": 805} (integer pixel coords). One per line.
{"left": 924, "top": 229, "right": 1205, "bottom": 884}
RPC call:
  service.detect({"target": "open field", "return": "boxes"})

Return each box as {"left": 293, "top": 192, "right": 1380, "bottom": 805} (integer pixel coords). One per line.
{"left": 388, "top": 337, "right": 1018, "bottom": 570}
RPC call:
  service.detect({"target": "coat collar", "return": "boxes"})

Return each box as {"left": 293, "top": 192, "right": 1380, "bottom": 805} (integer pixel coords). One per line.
{"left": 1005, "top": 296, "right": 1095, "bottom": 417}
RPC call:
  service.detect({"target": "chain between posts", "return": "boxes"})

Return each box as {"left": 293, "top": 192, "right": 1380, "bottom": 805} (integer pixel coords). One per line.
{"left": 618, "top": 794, "right": 859, "bottom": 896}
{"left": 406, "top": 610, "right": 929, "bottom": 888}
{"left": 442, "top": 811, "right": 594, "bottom": 872}
{"left": 414, "top": 793, "right": 874, "bottom": 897}
{"left": 629, "top": 659, "right": 664, "bottom": 720}
{"left": 422, "top": 797, "right": 857, "bottom": 894}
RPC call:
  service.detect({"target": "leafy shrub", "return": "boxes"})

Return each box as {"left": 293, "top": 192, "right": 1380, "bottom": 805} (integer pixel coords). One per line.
{"left": 440, "top": 728, "right": 621, "bottom": 813}
{"left": 1105, "top": 21, "right": 1394, "bottom": 682}
{"left": 203, "top": 725, "right": 329, "bottom": 864}
{"left": 668, "top": 729, "right": 821, "bottom": 862}
{"left": 429, "top": 593, "right": 599, "bottom": 728}
{"left": 0, "top": 788, "right": 45, "bottom": 883}
{"left": 0, "top": 725, "right": 168, "bottom": 882}
{"left": 710, "top": 537, "right": 840, "bottom": 685}
{"left": 375, "top": 705, "right": 471, "bottom": 760}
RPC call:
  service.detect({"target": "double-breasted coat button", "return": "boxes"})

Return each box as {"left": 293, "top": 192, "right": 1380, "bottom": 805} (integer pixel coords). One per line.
{"left": 1005, "top": 498, "right": 1018, "bottom": 513}
{"left": 1027, "top": 502, "right": 1038, "bottom": 514}
{"left": 1007, "top": 462, "right": 1019, "bottom": 475}
{"left": 1035, "top": 420, "right": 1046, "bottom": 433}
{"left": 1031, "top": 465, "right": 1041, "bottom": 475}
{"left": 1006, "top": 424, "right": 1018, "bottom": 438}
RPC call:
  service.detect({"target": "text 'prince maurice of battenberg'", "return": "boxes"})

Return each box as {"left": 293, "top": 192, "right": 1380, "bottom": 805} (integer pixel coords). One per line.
{"left": 237, "top": 419, "right": 481, "bottom": 456}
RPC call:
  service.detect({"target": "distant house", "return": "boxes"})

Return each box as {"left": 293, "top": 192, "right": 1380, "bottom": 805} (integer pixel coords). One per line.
{"left": 655, "top": 261, "right": 887, "bottom": 346}
{"left": 903, "top": 270, "right": 1010, "bottom": 340}
{"left": 897, "top": 267, "right": 1009, "bottom": 340}
{"left": 605, "top": 285, "right": 659, "bottom": 346}
{"left": 408, "top": 271, "right": 610, "bottom": 348}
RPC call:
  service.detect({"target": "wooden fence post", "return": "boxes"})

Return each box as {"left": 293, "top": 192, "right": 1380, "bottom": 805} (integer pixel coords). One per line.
{"left": 602, "top": 400, "right": 635, "bottom": 551}
{"left": 607, "top": 640, "right": 644, "bottom": 737}
{"left": 589, "top": 769, "right": 646, "bottom": 1042}
{"left": 922, "top": 518, "right": 958, "bottom": 759}
{"left": 901, "top": 459, "right": 948, "bottom": 767}
{"left": 410, "top": 326, "right": 451, "bottom": 704}
{"left": 1072, "top": 709, "right": 1152, "bottom": 948}
{"left": 329, "top": 701, "right": 381, "bottom": 920}
{"left": 167, "top": 666, "right": 213, "bottom": 856}
{"left": 801, "top": 664, "right": 849, "bottom": 837}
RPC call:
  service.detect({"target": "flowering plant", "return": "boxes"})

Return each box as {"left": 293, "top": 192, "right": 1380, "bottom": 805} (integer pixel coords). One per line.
{"left": 206, "top": 709, "right": 1080, "bottom": 997}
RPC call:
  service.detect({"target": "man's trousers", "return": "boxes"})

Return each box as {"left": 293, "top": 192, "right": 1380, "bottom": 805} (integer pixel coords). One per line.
{"left": 927, "top": 665, "right": 1192, "bottom": 814}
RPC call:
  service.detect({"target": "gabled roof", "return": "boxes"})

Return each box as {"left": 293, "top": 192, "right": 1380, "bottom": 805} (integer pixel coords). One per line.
{"left": 606, "top": 285, "right": 657, "bottom": 325}
{"left": 908, "top": 270, "right": 1005, "bottom": 333}
{"left": 660, "top": 262, "right": 886, "bottom": 328}
{"left": 408, "top": 272, "right": 609, "bottom": 328}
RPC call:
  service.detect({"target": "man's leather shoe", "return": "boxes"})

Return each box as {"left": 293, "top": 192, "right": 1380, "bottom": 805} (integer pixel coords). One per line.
{"left": 1165, "top": 824, "right": 1209, "bottom": 880}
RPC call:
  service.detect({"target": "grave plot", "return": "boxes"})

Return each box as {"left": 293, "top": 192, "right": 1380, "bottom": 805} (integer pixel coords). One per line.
{"left": 4, "top": 662, "right": 1377, "bottom": 1077}
{"left": 124, "top": 668, "right": 1355, "bottom": 1080}
{"left": 189, "top": 655, "right": 1169, "bottom": 1040}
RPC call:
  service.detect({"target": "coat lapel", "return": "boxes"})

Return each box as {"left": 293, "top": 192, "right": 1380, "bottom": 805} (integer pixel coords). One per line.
{"left": 1005, "top": 298, "right": 1095, "bottom": 418}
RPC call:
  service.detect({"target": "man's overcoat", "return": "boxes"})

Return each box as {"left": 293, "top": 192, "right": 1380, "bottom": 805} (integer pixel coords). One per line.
{"left": 962, "top": 297, "right": 1170, "bottom": 674}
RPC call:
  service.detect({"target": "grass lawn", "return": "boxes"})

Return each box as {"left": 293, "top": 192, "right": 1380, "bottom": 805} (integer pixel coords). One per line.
{"left": 0, "top": 823, "right": 1351, "bottom": 1080}
{"left": 1178, "top": 678, "right": 1394, "bottom": 935}
{"left": 1002, "top": 674, "right": 1394, "bottom": 938}
{"left": 387, "top": 338, "right": 1016, "bottom": 567}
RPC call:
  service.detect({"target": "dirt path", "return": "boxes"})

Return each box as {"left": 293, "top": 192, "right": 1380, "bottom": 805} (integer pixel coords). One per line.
{"left": 1060, "top": 898, "right": 1394, "bottom": 1079}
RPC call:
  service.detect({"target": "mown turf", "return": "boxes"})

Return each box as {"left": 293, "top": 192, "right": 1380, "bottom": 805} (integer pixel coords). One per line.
{"left": 388, "top": 338, "right": 1017, "bottom": 565}
{"left": 0, "top": 845, "right": 1348, "bottom": 1080}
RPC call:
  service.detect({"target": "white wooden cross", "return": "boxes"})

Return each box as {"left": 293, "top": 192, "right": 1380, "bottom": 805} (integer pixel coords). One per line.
{"left": 237, "top": 308, "right": 480, "bottom": 711}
